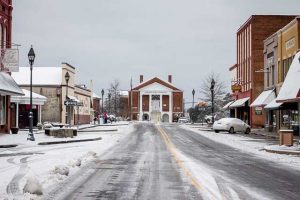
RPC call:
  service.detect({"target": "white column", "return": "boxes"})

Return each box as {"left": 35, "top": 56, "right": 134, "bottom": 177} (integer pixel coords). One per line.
{"left": 160, "top": 94, "right": 162, "bottom": 122}
{"left": 160, "top": 94, "right": 162, "bottom": 112}
{"left": 39, "top": 105, "right": 42, "bottom": 124}
{"left": 139, "top": 92, "right": 143, "bottom": 121}
{"left": 149, "top": 95, "right": 152, "bottom": 112}
{"left": 169, "top": 94, "right": 172, "bottom": 123}
{"left": 16, "top": 102, "right": 19, "bottom": 128}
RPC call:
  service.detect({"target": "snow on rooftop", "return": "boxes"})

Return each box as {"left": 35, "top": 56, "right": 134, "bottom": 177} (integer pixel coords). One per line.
{"left": 93, "top": 92, "right": 101, "bottom": 99}
{"left": 276, "top": 51, "right": 300, "bottom": 102}
{"left": 12, "top": 67, "right": 62, "bottom": 85}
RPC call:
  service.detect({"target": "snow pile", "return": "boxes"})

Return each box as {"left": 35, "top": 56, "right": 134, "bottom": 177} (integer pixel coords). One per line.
{"left": 80, "top": 151, "right": 97, "bottom": 164}
{"left": 52, "top": 165, "right": 70, "bottom": 176}
{"left": 68, "top": 158, "right": 81, "bottom": 167}
{"left": 23, "top": 176, "right": 43, "bottom": 195}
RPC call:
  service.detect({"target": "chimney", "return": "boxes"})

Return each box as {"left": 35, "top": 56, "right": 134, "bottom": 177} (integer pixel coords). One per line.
{"left": 168, "top": 75, "right": 172, "bottom": 83}
{"left": 140, "top": 75, "right": 143, "bottom": 83}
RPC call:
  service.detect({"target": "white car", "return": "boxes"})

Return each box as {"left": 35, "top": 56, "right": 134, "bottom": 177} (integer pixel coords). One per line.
{"left": 213, "top": 118, "right": 251, "bottom": 134}
{"left": 178, "top": 117, "right": 189, "bottom": 123}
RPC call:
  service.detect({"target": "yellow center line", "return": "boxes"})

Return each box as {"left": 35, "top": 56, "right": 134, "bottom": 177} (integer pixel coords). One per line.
{"left": 156, "top": 125, "right": 226, "bottom": 200}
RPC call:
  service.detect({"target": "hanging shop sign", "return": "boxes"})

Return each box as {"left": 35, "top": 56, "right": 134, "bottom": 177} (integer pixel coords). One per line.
{"left": 231, "top": 84, "right": 241, "bottom": 92}
{"left": 0, "top": 48, "right": 19, "bottom": 72}
{"left": 255, "top": 106, "right": 263, "bottom": 115}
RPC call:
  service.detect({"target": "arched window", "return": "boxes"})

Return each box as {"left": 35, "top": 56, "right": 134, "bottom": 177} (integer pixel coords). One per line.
{"left": 3, "top": 26, "right": 6, "bottom": 48}
{"left": 0, "top": 24, "right": 2, "bottom": 48}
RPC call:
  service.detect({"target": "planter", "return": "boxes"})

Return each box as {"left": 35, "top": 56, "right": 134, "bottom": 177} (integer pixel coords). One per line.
{"left": 11, "top": 127, "right": 19, "bottom": 134}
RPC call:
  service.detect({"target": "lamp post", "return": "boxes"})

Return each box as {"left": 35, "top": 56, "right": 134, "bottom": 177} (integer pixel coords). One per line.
{"left": 101, "top": 89, "right": 104, "bottom": 113}
{"left": 65, "top": 72, "right": 70, "bottom": 125}
{"left": 27, "top": 46, "right": 35, "bottom": 141}
{"left": 192, "top": 89, "right": 195, "bottom": 108}
{"left": 27, "top": 45, "right": 35, "bottom": 141}
{"left": 108, "top": 92, "right": 111, "bottom": 114}
{"left": 210, "top": 78, "right": 215, "bottom": 125}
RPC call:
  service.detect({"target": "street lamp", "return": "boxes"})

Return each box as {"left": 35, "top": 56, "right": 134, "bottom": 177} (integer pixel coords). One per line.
{"left": 65, "top": 72, "right": 70, "bottom": 125}
{"left": 210, "top": 78, "right": 215, "bottom": 125}
{"left": 27, "top": 46, "right": 35, "bottom": 141}
{"left": 101, "top": 89, "right": 104, "bottom": 113}
{"left": 192, "top": 89, "right": 195, "bottom": 108}
{"left": 108, "top": 92, "right": 111, "bottom": 114}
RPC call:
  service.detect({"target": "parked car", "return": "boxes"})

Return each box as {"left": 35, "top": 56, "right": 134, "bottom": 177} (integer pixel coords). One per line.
{"left": 178, "top": 117, "right": 189, "bottom": 123}
{"left": 213, "top": 118, "right": 251, "bottom": 134}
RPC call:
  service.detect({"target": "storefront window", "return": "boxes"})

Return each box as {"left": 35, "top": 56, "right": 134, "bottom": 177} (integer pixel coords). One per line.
{"left": 0, "top": 96, "right": 6, "bottom": 125}
{"left": 282, "top": 109, "right": 298, "bottom": 129}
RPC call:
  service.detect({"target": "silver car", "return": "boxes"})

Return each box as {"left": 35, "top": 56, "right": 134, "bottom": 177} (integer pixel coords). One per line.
{"left": 213, "top": 118, "right": 251, "bottom": 134}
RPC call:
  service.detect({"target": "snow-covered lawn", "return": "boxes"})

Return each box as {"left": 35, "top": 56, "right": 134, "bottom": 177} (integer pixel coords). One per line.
{"left": 181, "top": 124, "right": 300, "bottom": 171}
{"left": 0, "top": 123, "right": 134, "bottom": 199}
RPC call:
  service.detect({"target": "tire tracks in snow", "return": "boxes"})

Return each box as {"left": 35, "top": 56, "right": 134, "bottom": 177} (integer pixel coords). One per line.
{"left": 6, "top": 156, "right": 30, "bottom": 198}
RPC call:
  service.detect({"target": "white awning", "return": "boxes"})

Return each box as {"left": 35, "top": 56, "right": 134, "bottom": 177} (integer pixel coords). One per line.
{"left": 11, "top": 89, "right": 47, "bottom": 105}
{"left": 264, "top": 99, "right": 283, "bottom": 110}
{"left": 223, "top": 101, "right": 234, "bottom": 109}
{"left": 229, "top": 97, "right": 249, "bottom": 108}
{"left": 276, "top": 51, "right": 300, "bottom": 103}
{"left": 250, "top": 89, "right": 275, "bottom": 107}
{"left": 0, "top": 72, "right": 24, "bottom": 96}
{"left": 68, "top": 95, "right": 80, "bottom": 103}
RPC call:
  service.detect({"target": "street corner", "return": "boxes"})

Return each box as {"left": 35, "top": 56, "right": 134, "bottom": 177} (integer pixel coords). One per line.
{"left": 264, "top": 144, "right": 300, "bottom": 155}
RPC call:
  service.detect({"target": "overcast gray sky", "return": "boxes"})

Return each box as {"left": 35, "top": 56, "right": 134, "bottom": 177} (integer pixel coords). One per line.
{"left": 12, "top": 0, "right": 300, "bottom": 104}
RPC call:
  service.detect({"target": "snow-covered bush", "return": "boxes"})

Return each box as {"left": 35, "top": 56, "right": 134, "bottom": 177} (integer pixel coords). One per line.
{"left": 52, "top": 165, "right": 69, "bottom": 176}
{"left": 68, "top": 158, "right": 81, "bottom": 167}
{"left": 23, "top": 176, "right": 43, "bottom": 195}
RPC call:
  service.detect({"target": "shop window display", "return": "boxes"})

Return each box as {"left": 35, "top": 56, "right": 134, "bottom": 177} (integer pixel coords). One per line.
{"left": 0, "top": 96, "right": 6, "bottom": 125}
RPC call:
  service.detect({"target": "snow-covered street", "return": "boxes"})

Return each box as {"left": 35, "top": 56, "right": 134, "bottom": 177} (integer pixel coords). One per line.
{"left": 1, "top": 122, "right": 300, "bottom": 199}
{"left": 0, "top": 123, "right": 133, "bottom": 199}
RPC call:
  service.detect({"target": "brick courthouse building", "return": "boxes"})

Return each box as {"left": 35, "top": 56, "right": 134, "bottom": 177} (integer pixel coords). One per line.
{"left": 129, "top": 75, "right": 183, "bottom": 123}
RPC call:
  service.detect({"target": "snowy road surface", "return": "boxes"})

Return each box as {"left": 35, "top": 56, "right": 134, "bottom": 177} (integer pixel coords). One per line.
{"left": 45, "top": 123, "right": 300, "bottom": 200}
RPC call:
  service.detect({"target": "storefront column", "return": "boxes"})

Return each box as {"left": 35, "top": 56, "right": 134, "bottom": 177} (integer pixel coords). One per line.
{"left": 39, "top": 105, "right": 42, "bottom": 124}
{"left": 169, "top": 94, "right": 172, "bottom": 123}
{"left": 16, "top": 102, "right": 19, "bottom": 128}
{"left": 139, "top": 93, "right": 143, "bottom": 121}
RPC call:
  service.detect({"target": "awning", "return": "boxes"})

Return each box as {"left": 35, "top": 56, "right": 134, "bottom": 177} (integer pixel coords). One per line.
{"left": 229, "top": 97, "right": 249, "bottom": 108}
{"left": 11, "top": 89, "right": 47, "bottom": 105}
{"left": 264, "top": 99, "right": 283, "bottom": 110}
{"left": 223, "top": 101, "right": 234, "bottom": 109}
{"left": 0, "top": 72, "right": 24, "bottom": 96}
{"left": 68, "top": 95, "right": 80, "bottom": 103}
{"left": 250, "top": 89, "right": 275, "bottom": 107}
{"left": 276, "top": 51, "right": 300, "bottom": 103}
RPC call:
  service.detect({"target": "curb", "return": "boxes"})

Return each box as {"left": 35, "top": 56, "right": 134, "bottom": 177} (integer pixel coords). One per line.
{"left": 264, "top": 148, "right": 300, "bottom": 156}
{"left": 78, "top": 129, "right": 118, "bottom": 133}
{"left": 37, "top": 137, "right": 102, "bottom": 145}
{"left": 0, "top": 144, "right": 18, "bottom": 148}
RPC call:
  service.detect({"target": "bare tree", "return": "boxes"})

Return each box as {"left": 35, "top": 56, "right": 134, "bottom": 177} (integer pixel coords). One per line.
{"left": 109, "top": 80, "right": 121, "bottom": 116}
{"left": 199, "top": 73, "right": 227, "bottom": 118}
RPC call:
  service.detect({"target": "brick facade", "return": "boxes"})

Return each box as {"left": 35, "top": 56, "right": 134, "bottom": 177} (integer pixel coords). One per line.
{"left": 233, "top": 15, "right": 295, "bottom": 128}
{"left": 0, "top": 0, "right": 13, "bottom": 133}
{"left": 129, "top": 76, "right": 183, "bottom": 122}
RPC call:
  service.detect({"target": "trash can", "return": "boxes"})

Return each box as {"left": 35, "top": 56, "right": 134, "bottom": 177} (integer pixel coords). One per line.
{"left": 279, "top": 129, "right": 294, "bottom": 146}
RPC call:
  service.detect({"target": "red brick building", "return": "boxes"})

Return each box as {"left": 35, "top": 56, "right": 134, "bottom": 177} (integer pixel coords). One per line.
{"left": 230, "top": 15, "right": 295, "bottom": 128}
{"left": 129, "top": 75, "right": 183, "bottom": 122}
{"left": 0, "top": 0, "right": 24, "bottom": 133}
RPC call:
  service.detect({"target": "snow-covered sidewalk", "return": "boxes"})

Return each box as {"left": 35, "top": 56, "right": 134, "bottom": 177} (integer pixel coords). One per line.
{"left": 0, "top": 123, "right": 134, "bottom": 199}
{"left": 182, "top": 124, "right": 300, "bottom": 171}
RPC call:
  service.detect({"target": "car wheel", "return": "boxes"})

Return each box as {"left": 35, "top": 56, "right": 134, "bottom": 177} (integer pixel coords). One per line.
{"left": 214, "top": 130, "right": 219, "bottom": 133}
{"left": 229, "top": 127, "right": 234, "bottom": 134}
{"left": 245, "top": 128, "right": 250, "bottom": 134}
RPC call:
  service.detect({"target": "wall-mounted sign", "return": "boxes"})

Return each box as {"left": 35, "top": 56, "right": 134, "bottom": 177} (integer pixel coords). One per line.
{"left": 0, "top": 48, "right": 19, "bottom": 72}
{"left": 285, "top": 37, "right": 295, "bottom": 50}
{"left": 231, "top": 84, "right": 241, "bottom": 92}
{"left": 255, "top": 106, "right": 263, "bottom": 115}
